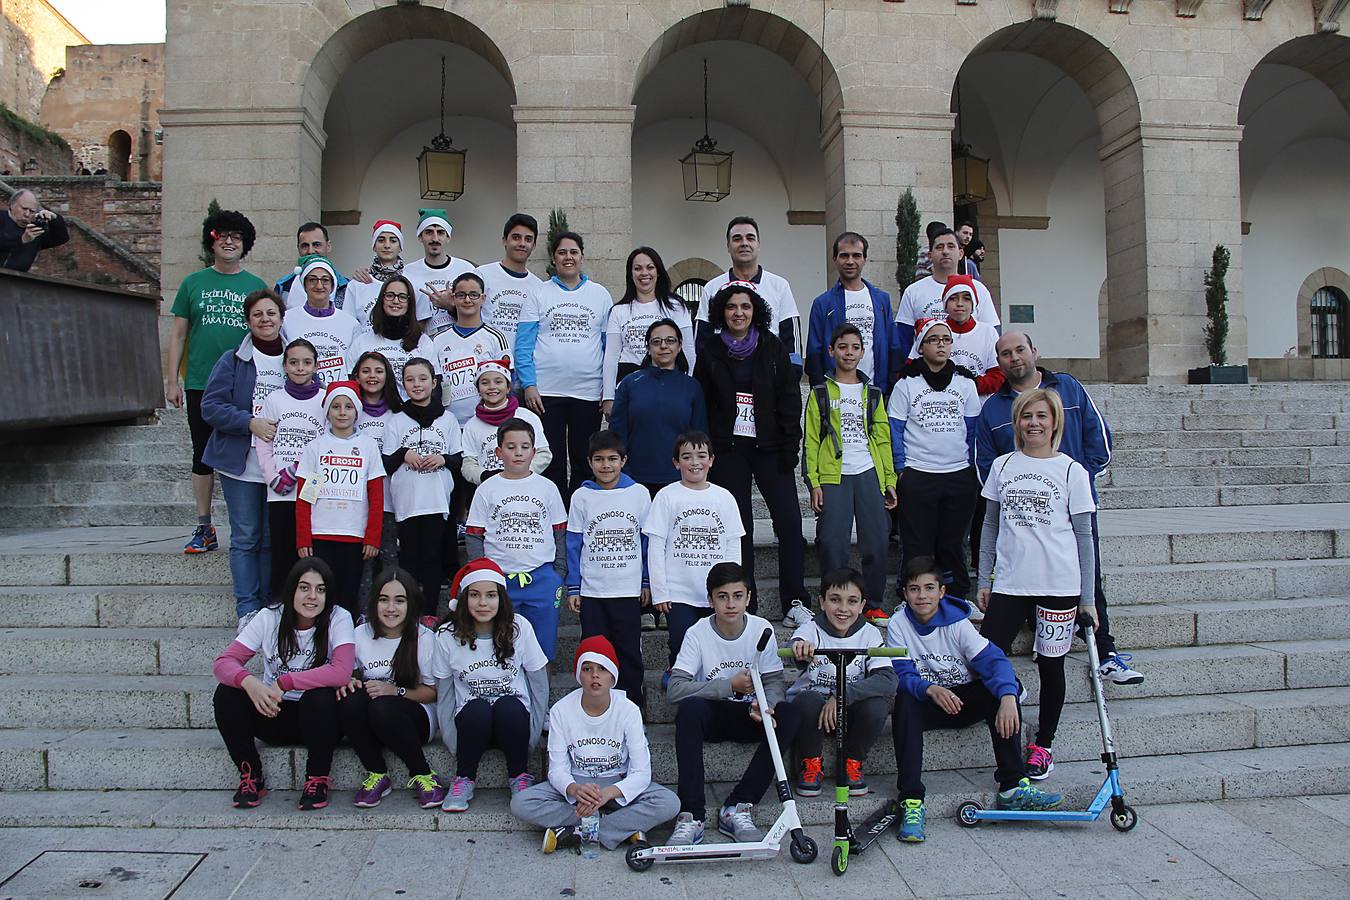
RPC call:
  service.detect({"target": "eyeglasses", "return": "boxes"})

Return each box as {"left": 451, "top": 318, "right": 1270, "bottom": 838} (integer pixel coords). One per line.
{"left": 648, "top": 336, "right": 680, "bottom": 347}
{"left": 452, "top": 291, "right": 483, "bottom": 301}
{"left": 213, "top": 231, "right": 243, "bottom": 243}
{"left": 383, "top": 291, "right": 411, "bottom": 301}
{"left": 304, "top": 275, "right": 334, "bottom": 286}
{"left": 922, "top": 336, "right": 953, "bottom": 345}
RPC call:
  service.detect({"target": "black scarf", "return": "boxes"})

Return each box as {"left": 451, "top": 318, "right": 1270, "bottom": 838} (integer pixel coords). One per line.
{"left": 370, "top": 258, "right": 404, "bottom": 281}
{"left": 402, "top": 396, "right": 445, "bottom": 428}
{"left": 901, "top": 357, "right": 976, "bottom": 392}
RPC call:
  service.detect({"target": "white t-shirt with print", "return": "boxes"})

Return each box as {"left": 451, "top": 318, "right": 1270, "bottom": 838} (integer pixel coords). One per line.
{"left": 431, "top": 613, "right": 548, "bottom": 715}
{"left": 887, "top": 373, "right": 980, "bottom": 473}
{"left": 478, "top": 262, "right": 542, "bottom": 354}
{"left": 403, "top": 256, "right": 474, "bottom": 331}
{"left": 432, "top": 324, "right": 512, "bottom": 424}
{"left": 546, "top": 688, "right": 649, "bottom": 803}
{"left": 235, "top": 605, "right": 356, "bottom": 701}
{"left": 260, "top": 389, "right": 325, "bottom": 502}
{"left": 643, "top": 481, "right": 745, "bottom": 608}
{"left": 906, "top": 320, "right": 1000, "bottom": 379}
{"left": 354, "top": 622, "right": 439, "bottom": 730}
{"left": 886, "top": 607, "right": 988, "bottom": 689}
{"left": 282, "top": 305, "right": 362, "bottom": 388}
{"left": 836, "top": 380, "right": 874, "bottom": 476}
{"left": 466, "top": 471, "right": 567, "bottom": 573}
{"left": 603, "top": 299, "right": 694, "bottom": 400}
{"left": 297, "top": 430, "right": 384, "bottom": 540}
{"left": 786, "top": 619, "right": 889, "bottom": 699}
{"left": 460, "top": 406, "right": 549, "bottom": 478}
{"left": 250, "top": 348, "right": 285, "bottom": 417}
{"left": 672, "top": 614, "right": 783, "bottom": 703}
{"left": 341, "top": 277, "right": 382, "bottom": 329}
{"left": 567, "top": 482, "right": 651, "bottom": 598}
{"left": 347, "top": 331, "right": 437, "bottom": 402}
{"left": 843, "top": 288, "right": 876, "bottom": 379}
{"left": 981, "top": 451, "right": 1096, "bottom": 597}
{"left": 520, "top": 277, "right": 613, "bottom": 401}
{"left": 380, "top": 409, "right": 461, "bottom": 521}
{"left": 354, "top": 407, "right": 392, "bottom": 513}
{"left": 895, "top": 276, "right": 1000, "bottom": 328}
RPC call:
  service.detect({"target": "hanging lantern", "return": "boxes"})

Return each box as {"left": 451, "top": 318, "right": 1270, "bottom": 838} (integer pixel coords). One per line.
{"left": 681, "top": 60, "right": 733, "bottom": 202}
{"left": 951, "top": 78, "right": 988, "bottom": 206}
{"left": 418, "top": 56, "right": 466, "bottom": 201}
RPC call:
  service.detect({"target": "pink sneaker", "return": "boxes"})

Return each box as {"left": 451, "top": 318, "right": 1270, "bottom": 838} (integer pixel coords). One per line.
{"left": 1025, "top": 743, "right": 1055, "bottom": 780}
{"left": 509, "top": 772, "right": 535, "bottom": 794}
{"left": 409, "top": 773, "right": 448, "bottom": 809}
{"left": 441, "top": 776, "right": 475, "bottom": 812}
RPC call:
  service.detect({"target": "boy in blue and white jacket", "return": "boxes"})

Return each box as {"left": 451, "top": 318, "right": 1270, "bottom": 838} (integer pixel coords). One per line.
{"left": 886, "top": 557, "right": 1060, "bottom": 843}
{"left": 566, "top": 431, "right": 652, "bottom": 713}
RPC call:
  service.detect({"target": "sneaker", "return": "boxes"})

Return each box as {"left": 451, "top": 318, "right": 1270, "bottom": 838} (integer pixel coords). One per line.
{"left": 844, "top": 758, "right": 868, "bottom": 796}
{"left": 542, "top": 825, "right": 581, "bottom": 855}
{"left": 781, "top": 599, "right": 813, "bottom": 629}
{"left": 996, "top": 777, "right": 1063, "bottom": 811}
{"left": 863, "top": 607, "right": 890, "bottom": 626}
{"left": 353, "top": 772, "right": 391, "bottom": 808}
{"left": 408, "top": 773, "right": 447, "bottom": 809}
{"left": 298, "top": 775, "right": 332, "bottom": 810}
{"left": 231, "top": 761, "right": 266, "bottom": 808}
{"left": 184, "top": 524, "right": 218, "bottom": 554}
{"left": 669, "top": 811, "right": 704, "bottom": 845}
{"left": 627, "top": 831, "right": 646, "bottom": 844}
{"left": 796, "top": 756, "right": 823, "bottom": 797}
{"left": 640, "top": 612, "right": 657, "bottom": 631}
{"left": 509, "top": 772, "right": 535, "bottom": 794}
{"left": 1017, "top": 680, "right": 1029, "bottom": 705}
{"left": 441, "top": 776, "right": 475, "bottom": 812}
{"left": 718, "top": 802, "right": 764, "bottom": 842}
{"left": 896, "top": 798, "right": 926, "bottom": 842}
{"left": 1099, "top": 652, "right": 1145, "bottom": 686}
{"left": 1025, "top": 744, "right": 1054, "bottom": 780}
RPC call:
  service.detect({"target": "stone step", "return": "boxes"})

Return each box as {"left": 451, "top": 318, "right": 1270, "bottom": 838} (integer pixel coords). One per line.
{"left": 1100, "top": 482, "right": 1350, "bottom": 509}
{"left": 1101, "top": 557, "right": 1350, "bottom": 604}
{"left": 1112, "top": 428, "right": 1346, "bottom": 451}
{"left": 5, "top": 740, "right": 1349, "bottom": 829}
{"left": 1110, "top": 445, "right": 1350, "bottom": 468}
{"left": 1101, "top": 464, "right": 1350, "bottom": 488}
{"left": 0, "top": 502, "right": 229, "bottom": 530}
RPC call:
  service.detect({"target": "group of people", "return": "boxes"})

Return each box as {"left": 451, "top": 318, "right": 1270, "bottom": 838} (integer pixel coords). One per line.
{"left": 171, "top": 205, "right": 1145, "bottom": 849}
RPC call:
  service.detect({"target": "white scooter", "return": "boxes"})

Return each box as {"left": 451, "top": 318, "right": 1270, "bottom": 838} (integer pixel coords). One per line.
{"left": 625, "top": 627, "right": 819, "bottom": 871}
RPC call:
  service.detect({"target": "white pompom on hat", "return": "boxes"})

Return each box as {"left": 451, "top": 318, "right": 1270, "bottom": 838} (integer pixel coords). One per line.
{"left": 371, "top": 219, "right": 404, "bottom": 249}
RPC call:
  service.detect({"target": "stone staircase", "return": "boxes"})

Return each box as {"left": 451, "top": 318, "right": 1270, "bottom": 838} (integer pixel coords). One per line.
{"left": 0, "top": 383, "right": 1348, "bottom": 833}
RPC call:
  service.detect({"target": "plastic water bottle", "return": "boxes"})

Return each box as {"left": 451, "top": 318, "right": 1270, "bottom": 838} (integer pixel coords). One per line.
{"left": 579, "top": 813, "right": 601, "bottom": 860}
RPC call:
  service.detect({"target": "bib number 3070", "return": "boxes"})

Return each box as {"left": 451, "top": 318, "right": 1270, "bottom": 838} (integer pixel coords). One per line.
{"left": 1034, "top": 605, "right": 1076, "bottom": 658}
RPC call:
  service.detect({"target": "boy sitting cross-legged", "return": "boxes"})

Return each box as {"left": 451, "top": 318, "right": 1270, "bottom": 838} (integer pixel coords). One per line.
{"left": 886, "top": 556, "right": 1061, "bottom": 843}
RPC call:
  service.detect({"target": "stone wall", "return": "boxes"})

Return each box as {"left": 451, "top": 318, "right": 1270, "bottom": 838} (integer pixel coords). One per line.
{"left": 0, "top": 0, "right": 85, "bottom": 122}
{"left": 0, "top": 109, "right": 71, "bottom": 175}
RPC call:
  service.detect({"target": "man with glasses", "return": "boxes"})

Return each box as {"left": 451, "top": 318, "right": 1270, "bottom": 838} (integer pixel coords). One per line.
{"left": 405, "top": 208, "right": 473, "bottom": 335}
{"left": 166, "top": 209, "right": 268, "bottom": 554}
{"left": 0, "top": 188, "right": 69, "bottom": 272}
{"left": 431, "top": 271, "right": 512, "bottom": 425}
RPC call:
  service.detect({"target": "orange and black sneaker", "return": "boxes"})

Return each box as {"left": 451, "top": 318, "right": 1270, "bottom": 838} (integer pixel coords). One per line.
{"left": 845, "top": 758, "right": 868, "bottom": 796}
{"left": 796, "top": 756, "right": 823, "bottom": 797}
{"left": 863, "top": 607, "right": 890, "bottom": 626}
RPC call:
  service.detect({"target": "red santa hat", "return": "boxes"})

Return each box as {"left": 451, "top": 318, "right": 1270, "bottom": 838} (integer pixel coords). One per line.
{"left": 942, "top": 274, "right": 979, "bottom": 309}
{"left": 447, "top": 558, "right": 508, "bottom": 610}
{"left": 573, "top": 635, "right": 620, "bottom": 685}
{"left": 321, "top": 380, "right": 361, "bottom": 413}
{"left": 914, "top": 317, "right": 953, "bottom": 347}
{"left": 475, "top": 357, "right": 513, "bottom": 384}
{"left": 371, "top": 219, "right": 404, "bottom": 249}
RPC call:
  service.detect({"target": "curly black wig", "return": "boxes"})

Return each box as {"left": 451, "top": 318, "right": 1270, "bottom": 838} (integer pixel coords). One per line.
{"left": 202, "top": 209, "right": 257, "bottom": 259}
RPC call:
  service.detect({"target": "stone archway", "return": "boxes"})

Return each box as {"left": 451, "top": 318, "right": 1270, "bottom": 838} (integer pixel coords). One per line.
{"left": 1297, "top": 267, "right": 1350, "bottom": 359}
{"left": 667, "top": 257, "right": 722, "bottom": 288}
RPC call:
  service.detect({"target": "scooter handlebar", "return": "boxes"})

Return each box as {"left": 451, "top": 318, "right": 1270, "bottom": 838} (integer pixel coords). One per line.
{"left": 776, "top": 646, "right": 908, "bottom": 658}
{"left": 1077, "top": 612, "right": 1096, "bottom": 632}
{"left": 756, "top": 627, "right": 774, "bottom": 653}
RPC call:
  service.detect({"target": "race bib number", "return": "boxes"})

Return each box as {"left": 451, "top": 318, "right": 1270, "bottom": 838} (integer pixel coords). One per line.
{"left": 444, "top": 356, "right": 478, "bottom": 403}
{"left": 1034, "top": 605, "right": 1076, "bottom": 658}
{"left": 734, "top": 392, "right": 756, "bottom": 438}
{"left": 315, "top": 355, "right": 345, "bottom": 386}
{"left": 318, "top": 453, "right": 364, "bottom": 501}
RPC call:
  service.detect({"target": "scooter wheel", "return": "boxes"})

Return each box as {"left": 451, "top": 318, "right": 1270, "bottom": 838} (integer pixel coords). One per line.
{"left": 831, "top": 844, "right": 847, "bottom": 876}
{"left": 625, "top": 841, "right": 655, "bottom": 872}
{"left": 956, "top": 801, "right": 983, "bottom": 828}
{"left": 1110, "top": 805, "right": 1138, "bottom": 833}
{"left": 790, "top": 834, "right": 818, "bottom": 864}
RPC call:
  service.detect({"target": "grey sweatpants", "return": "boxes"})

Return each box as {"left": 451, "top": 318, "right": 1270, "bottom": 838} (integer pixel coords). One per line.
{"left": 510, "top": 775, "right": 681, "bottom": 849}
{"left": 816, "top": 470, "right": 890, "bottom": 609}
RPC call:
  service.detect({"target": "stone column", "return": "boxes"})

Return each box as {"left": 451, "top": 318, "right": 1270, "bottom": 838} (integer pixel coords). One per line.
{"left": 512, "top": 105, "right": 635, "bottom": 293}
{"left": 822, "top": 111, "right": 955, "bottom": 301}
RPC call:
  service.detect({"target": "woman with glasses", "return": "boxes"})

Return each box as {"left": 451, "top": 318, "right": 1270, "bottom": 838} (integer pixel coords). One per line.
{"left": 601, "top": 247, "right": 695, "bottom": 417}
{"left": 886, "top": 318, "right": 982, "bottom": 602}
{"left": 348, "top": 276, "right": 435, "bottom": 402}
{"left": 430, "top": 272, "right": 511, "bottom": 425}
{"left": 282, "top": 255, "right": 361, "bottom": 389}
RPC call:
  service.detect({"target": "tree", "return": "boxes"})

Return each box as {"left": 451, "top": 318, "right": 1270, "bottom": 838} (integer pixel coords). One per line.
{"left": 894, "top": 187, "right": 920, "bottom": 288}
{"left": 1203, "top": 244, "right": 1231, "bottom": 366}
{"left": 545, "top": 209, "right": 569, "bottom": 277}
{"left": 199, "top": 198, "right": 220, "bottom": 268}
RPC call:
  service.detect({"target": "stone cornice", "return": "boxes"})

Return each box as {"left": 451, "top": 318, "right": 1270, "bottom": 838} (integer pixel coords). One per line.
{"left": 1100, "top": 122, "right": 1243, "bottom": 160}
{"left": 511, "top": 106, "right": 637, "bottom": 125}
{"left": 158, "top": 107, "right": 326, "bottom": 148}
{"left": 820, "top": 110, "right": 955, "bottom": 149}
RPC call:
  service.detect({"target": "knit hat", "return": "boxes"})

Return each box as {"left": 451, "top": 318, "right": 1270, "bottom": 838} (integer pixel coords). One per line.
{"left": 371, "top": 219, "right": 404, "bottom": 249}
{"left": 914, "top": 317, "right": 953, "bottom": 348}
{"left": 321, "top": 380, "right": 361, "bottom": 413}
{"left": 450, "top": 558, "right": 507, "bottom": 597}
{"left": 475, "top": 357, "right": 512, "bottom": 384}
{"left": 722, "top": 279, "right": 763, "bottom": 302}
{"left": 942, "top": 275, "right": 979, "bottom": 310}
{"left": 417, "top": 208, "right": 453, "bottom": 237}
{"left": 574, "top": 635, "right": 620, "bottom": 685}
{"left": 297, "top": 254, "right": 338, "bottom": 294}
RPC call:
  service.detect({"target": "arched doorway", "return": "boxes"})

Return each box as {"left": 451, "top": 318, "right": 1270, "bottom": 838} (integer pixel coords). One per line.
{"left": 1240, "top": 35, "right": 1350, "bottom": 373}
{"left": 630, "top": 8, "right": 842, "bottom": 319}
{"left": 303, "top": 7, "right": 517, "bottom": 276}
{"left": 952, "top": 22, "right": 1142, "bottom": 381}
{"left": 107, "top": 129, "right": 131, "bottom": 181}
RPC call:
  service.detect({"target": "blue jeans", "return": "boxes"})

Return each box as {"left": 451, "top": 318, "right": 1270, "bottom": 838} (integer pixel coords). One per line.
{"left": 219, "top": 474, "right": 271, "bottom": 617}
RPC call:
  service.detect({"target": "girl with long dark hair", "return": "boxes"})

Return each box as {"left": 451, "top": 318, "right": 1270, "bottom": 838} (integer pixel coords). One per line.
{"left": 602, "top": 247, "right": 695, "bottom": 414}
{"left": 347, "top": 275, "right": 435, "bottom": 400}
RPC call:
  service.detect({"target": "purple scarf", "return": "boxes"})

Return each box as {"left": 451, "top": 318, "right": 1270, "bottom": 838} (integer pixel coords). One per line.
{"left": 721, "top": 326, "right": 759, "bottom": 360}
{"left": 284, "top": 379, "right": 320, "bottom": 400}
{"left": 361, "top": 398, "right": 388, "bottom": 417}
{"left": 476, "top": 395, "right": 520, "bottom": 427}
{"left": 303, "top": 301, "right": 335, "bottom": 318}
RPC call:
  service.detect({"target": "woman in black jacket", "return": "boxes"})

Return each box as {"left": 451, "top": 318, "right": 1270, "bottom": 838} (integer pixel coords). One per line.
{"left": 694, "top": 281, "right": 810, "bottom": 623}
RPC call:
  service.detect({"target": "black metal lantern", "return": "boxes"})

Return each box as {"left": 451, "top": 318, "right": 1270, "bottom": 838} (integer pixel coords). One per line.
{"left": 418, "top": 56, "right": 466, "bottom": 201}
{"left": 681, "top": 60, "right": 733, "bottom": 202}
{"left": 952, "top": 79, "right": 989, "bottom": 206}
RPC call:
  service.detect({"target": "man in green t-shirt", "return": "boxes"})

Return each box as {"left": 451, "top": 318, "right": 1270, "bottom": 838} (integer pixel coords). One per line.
{"left": 166, "top": 209, "right": 268, "bottom": 554}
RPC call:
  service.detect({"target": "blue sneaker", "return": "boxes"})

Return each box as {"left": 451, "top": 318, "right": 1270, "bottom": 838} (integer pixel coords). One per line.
{"left": 995, "top": 777, "right": 1063, "bottom": 811}
{"left": 184, "top": 524, "right": 218, "bottom": 554}
{"left": 896, "top": 798, "right": 926, "bottom": 842}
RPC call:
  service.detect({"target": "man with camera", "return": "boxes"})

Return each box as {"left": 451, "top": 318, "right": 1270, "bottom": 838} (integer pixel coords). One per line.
{"left": 0, "top": 189, "right": 70, "bottom": 272}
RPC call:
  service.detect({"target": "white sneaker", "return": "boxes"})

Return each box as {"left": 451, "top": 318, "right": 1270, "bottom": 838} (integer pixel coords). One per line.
{"left": 781, "top": 599, "right": 813, "bottom": 629}
{"left": 640, "top": 612, "right": 657, "bottom": 631}
{"left": 669, "top": 811, "right": 704, "bottom": 845}
{"left": 1099, "top": 652, "right": 1145, "bottom": 685}
{"left": 718, "top": 802, "right": 764, "bottom": 842}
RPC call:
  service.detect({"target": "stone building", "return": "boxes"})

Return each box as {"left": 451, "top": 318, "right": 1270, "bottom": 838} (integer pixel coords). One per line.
{"left": 0, "top": 0, "right": 84, "bottom": 123}
{"left": 159, "top": 0, "right": 1350, "bottom": 383}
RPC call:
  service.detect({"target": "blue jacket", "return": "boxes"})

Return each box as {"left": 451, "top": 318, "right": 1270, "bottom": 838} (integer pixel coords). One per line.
{"left": 609, "top": 365, "right": 708, "bottom": 485}
{"left": 976, "top": 367, "right": 1112, "bottom": 497}
{"left": 805, "top": 279, "right": 900, "bottom": 389}
{"left": 564, "top": 474, "right": 651, "bottom": 597}
{"left": 200, "top": 338, "right": 262, "bottom": 477}
{"left": 890, "top": 597, "right": 1019, "bottom": 702}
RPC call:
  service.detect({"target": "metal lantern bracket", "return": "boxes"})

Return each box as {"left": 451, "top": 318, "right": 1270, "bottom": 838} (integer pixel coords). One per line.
{"left": 418, "top": 55, "right": 467, "bottom": 201}
{"left": 681, "top": 59, "right": 733, "bottom": 202}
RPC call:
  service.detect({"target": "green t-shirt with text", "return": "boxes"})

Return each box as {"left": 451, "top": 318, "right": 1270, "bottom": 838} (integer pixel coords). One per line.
{"left": 171, "top": 267, "right": 267, "bottom": 390}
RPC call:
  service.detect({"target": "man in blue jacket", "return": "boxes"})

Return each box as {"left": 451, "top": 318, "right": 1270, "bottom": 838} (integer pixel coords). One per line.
{"left": 975, "top": 331, "right": 1145, "bottom": 686}
{"left": 805, "top": 232, "right": 901, "bottom": 390}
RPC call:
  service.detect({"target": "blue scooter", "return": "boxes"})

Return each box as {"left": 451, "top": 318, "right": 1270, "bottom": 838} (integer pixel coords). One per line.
{"left": 955, "top": 615, "right": 1138, "bottom": 833}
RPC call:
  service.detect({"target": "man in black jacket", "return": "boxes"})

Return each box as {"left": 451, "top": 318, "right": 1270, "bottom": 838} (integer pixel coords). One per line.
{"left": 0, "top": 189, "right": 69, "bottom": 272}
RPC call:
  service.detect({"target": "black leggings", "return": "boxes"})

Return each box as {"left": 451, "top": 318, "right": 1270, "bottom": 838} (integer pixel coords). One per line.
{"left": 213, "top": 682, "right": 340, "bottom": 778}
{"left": 398, "top": 515, "right": 446, "bottom": 613}
{"left": 313, "top": 539, "right": 364, "bottom": 618}
{"left": 540, "top": 395, "right": 603, "bottom": 504}
{"left": 337, "top": 689, "right": 432, "bottom": 776}
{"left": 186, "top": 388, "right": 214, "bottom": 476}
{"left": 269, "top": 501, "right": 298, "bottom": 597}
{"left": 898, "top": 467, "right": 977, "bottom": 601}
{"left": 979, "top": 593, "right": 1074, "bottom": 748}
{"left": 454, "top": 696, "right": 530, "bottom": 779}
